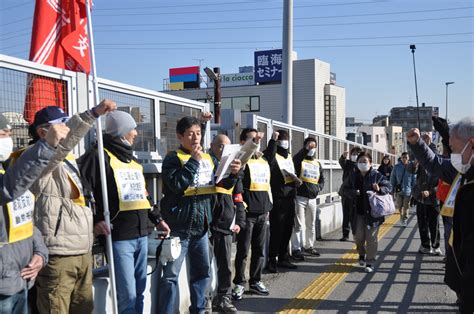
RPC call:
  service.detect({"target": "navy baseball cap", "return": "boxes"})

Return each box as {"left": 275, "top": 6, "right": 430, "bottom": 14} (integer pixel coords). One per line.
{"left": 32, "top": 106, "right": 69, "bottom": 127}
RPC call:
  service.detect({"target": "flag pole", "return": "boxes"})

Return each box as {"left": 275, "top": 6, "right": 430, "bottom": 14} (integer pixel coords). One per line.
{"left": 85, "top": 2, "right": 118, "bottom": 313}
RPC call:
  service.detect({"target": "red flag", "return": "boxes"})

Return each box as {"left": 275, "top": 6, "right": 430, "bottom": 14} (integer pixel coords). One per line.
{"left": 25, "top": 0, "right": 91, "bottom": 124}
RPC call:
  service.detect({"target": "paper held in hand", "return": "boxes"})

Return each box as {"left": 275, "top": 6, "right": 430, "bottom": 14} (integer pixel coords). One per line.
{"left": 215, "top": 144, "right": 245, "bottom": 183}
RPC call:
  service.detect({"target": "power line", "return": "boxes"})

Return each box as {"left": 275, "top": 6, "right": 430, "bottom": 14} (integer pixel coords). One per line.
{"left": 0, "top": 17, "right": 31, "bottom": 27}
{"left": 6, "top": 40, "right": 473, "bottom": 56}
{"left": 94, "top": 1, "right": 386, "bottom": 17}
{"left": 94, "top": 6, "right": 473, "bottom": 27}
{"left": 93, "top": 1, "right": 269, "bottom": 10}
{"left": 92, "top": 32, "right": 473, "bottom": 46}
{"left": 94, "top": 16, "right": 474, "bottom": 32}
{"left": 0, "top": 1, "right": 33, "bottom": 11}
{"left": 89, "top": 40, "right": 474, "bottom": 50}
{"left": 1, "top": 27, "right": 30, "bottom": 37}
{"left": 2, "top": 32, "right": 472, "bottom": 51}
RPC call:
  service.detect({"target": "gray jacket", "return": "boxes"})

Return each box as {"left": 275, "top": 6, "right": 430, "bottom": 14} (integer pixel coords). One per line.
{"left": 0, "top": 140, "right": 55, "bottom": 295}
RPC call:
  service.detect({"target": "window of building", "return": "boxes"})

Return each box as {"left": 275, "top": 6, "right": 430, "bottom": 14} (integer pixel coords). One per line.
{"left": 375, "top": 134, "right": 379, "bottom": 143}
{"left": 324, "top": 95, "right": 337, "bottom": 136}
{"left": 207, "top": 96, "right": 260, "bottom": 113}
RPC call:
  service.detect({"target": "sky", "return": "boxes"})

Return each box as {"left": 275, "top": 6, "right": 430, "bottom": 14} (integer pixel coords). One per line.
{"left": 1, "top": 0, "right": 473, "bottom": 125}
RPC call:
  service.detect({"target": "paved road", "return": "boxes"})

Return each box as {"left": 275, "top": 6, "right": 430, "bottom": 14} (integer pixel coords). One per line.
{"left": 233, "top": 210, "right": 458, "bottom": 313}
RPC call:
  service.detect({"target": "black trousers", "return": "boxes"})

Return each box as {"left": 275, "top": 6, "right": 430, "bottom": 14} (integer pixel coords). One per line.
{"left": 211, "top": 232, "right": 233, "bottom": 296}
{"left": 233, "top": 212, "right": 267, "bottom": 285}
{"left": 416, "top": 202, "right": 441, "bottom": 249}
{"left": 341, "top": 197, "right": 355, "bottom": 238}
{"left": 269, "top": 197, "right": 295, "bottom": 260}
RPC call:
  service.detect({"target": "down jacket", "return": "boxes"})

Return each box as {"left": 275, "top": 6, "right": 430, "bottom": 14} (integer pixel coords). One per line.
{"left": 1, "top": 140, "right": 54, "bottom": 295}
{"left": 30, "top": 112, "right": 96, "bottom": 255}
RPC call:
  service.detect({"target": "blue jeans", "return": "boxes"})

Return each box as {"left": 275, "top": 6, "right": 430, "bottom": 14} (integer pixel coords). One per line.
{"left": 113, "top": 236, "right": 148, "bottom": 314}
{"left": 0, "top": 288, "right": 27, "bottom": 314}
{"left": 158, "top": 232, "right": 210, "bottom": 314}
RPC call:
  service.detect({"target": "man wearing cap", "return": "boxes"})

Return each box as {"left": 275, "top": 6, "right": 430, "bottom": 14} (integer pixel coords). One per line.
{"left": 0, "top": 113, "right": 69, "bottom": 314}
{"left": 79, "top": 110, "right": 170, "bottom": 314}
{"left": 23, "top": 100, "right": 116, "bottom": 314}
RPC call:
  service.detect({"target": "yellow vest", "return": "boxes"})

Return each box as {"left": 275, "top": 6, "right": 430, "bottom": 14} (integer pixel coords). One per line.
{"left": 216, "top": 186, "right": 234, "bottom": 195}
{"left": 300, "top": 159, "right": 321, "bottom": 184}
{"left": 176, "top": 149, "right": 216, "bottom": 197}
{"left": 247, "top": 158, "right": 270, "bottom": 192}
{"left": 0, "top": 170, "right": 35, "bottom": 244}
{"left": 105, "top": 149, "right": 150, "bottom": 211}
{"left": 9, "top": 148, "right": 85, "bottom": 206}
{"left": 64, "top": 154, "right": 86, "bottom": 206}
{"left": 276, "top": 153, "right": 295, "bottom": 184}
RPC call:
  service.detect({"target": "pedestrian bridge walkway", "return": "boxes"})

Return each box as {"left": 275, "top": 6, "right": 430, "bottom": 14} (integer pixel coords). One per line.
{"left": 235, "top": 212, "right": 457, "bottom": 313}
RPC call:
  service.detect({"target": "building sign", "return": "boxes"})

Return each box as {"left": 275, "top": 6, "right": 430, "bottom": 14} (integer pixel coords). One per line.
{"left": 330, "top": 72, "right": 336, "bottom": 85}
{"left": 169, "top": 66, "right": 200, "bottom": 90}
{"left": 208, "top": 72, "right": 254, "bottom": 87}
{"left": 254, "top": 49, "right": 282, "bottom": 84}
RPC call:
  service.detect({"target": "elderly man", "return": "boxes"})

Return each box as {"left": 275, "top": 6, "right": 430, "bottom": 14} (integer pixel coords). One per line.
{"left": 407, "top": 117, "right": 473, "bottom": 313}
{"left": 0, "top": 113, "right": 69, "bottom": 314}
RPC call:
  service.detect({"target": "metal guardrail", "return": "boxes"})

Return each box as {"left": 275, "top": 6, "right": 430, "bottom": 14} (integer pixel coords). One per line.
{"left": 0, "top": 54, "right": 210, "bottom": 160}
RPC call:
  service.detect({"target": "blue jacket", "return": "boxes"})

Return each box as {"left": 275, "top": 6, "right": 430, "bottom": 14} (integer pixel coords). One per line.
{"left": 390, "top": 162, "right": 417, "bottom": 196}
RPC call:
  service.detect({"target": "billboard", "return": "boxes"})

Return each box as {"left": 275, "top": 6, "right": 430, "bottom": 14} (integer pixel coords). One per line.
{"left": 208, "top": 72, "right": 254, "bottom": 88}
{"left": 169, "top": 66, "right": 200, "bottom": 90}
{"left": 254, "top": 49, "right": 282, "bottom": 84}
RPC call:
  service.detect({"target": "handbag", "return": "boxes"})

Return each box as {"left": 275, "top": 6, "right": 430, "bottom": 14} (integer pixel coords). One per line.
{"left": 367, "top": 176, "right": 396, "bottom": 218}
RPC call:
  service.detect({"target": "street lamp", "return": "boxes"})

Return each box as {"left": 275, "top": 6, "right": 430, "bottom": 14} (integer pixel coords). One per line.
{"left": 445, "top": 81, "right": 454, "bottom": 121}
{"left": 204, "top": 67, "right": 221, "bottom": 123}
{"left": 410, "top": 44, "right": 421, "bottom": 130}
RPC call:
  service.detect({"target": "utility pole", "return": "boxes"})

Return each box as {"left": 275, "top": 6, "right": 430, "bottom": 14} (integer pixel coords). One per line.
{"left": 410, "top": 44, "right": 421, "bottom": 131}
{"left": 204, "top": 67, "right": 221, "bottom": 124}
{"left": 445, "top": 81, "right": 454, "bottom": 121}
{"left": 282, "top": 0, "right": 293, "bottom": 124}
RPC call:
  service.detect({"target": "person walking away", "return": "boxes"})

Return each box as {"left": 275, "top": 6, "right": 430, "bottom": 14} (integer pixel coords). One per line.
{"left": 407, "top": 118, "right": 474, "bottom": 313}
{"left": 232, "top": 128, "right": 271, "bottom": 300}
{"left": 390, "top": 152, "right": 416, "bottom": 226}
{"left": 27, "top": 101, "right": 116, "bottom": 314}
{"left": 341, "top": 152, "right": 392, "bottom": 273}
{"left": 290, "top": 137, "right": 325, "bottom": 260}
{"left": 157, "top": 116, "right": 240, "bottom": 314}
{"left": 0, "top": 114, "right": 69, "bottom": 314}
{"left": 338, "top": 147, "right": 362, "bottom": 241}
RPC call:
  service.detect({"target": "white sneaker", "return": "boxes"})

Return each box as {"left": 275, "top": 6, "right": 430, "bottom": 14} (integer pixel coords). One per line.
{"left": 418, "top": 245, "right": 432, "bottom": 254}
{"left": 432, "top": 247, "right": 443, "bottom": 256}
{"left": 232, "top": 284, "right": 245, "bottom": 300}
{"left": 364, "top": 265, "right": 374, "bottom": 273}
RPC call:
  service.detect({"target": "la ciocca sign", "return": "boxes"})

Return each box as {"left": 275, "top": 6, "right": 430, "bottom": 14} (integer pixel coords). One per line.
{"left": 209, "top": 72, "right": 255, "bottom": 87}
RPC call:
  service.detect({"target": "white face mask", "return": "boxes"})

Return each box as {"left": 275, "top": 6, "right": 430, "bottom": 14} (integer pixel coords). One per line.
{"left": 0, "top": 137, "right": 13, "bottom": 161}
{"left": 307, "top": 148, "right": 316, "bottom": 157}
{"left": 357, "top": 162, "right": 370, "bottom": 172}
{"left": 451, "top": 141, "right": 473, "bottom": 174}
{"left": 279, "top": 140, "right": 289, "bottom": 150}
{"left": 350, "top": 155, "right": 358, "bottom": 162}
{"left": 121, "top": 138, "right": 132, "bottom": 147}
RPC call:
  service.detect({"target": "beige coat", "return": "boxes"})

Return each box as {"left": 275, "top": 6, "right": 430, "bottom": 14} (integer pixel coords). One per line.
{"left": 32, "top": 112, "right": 95, "bottom": 255}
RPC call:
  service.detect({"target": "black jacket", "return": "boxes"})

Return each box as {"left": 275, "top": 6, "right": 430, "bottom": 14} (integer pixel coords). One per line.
{"left": 339, "top": 155, "right": 357, "bottom": 181}
{"left": 409, "top": 139, "right": 474, "bottom": 311}
{"left": 264, "top": 139, "right": 297, "bottom": 199}
{"left": 242, "top": 156, "right": 273, "bottom": 215}
{"left": 413, "top": 164, "right": 439, "bottom": 206}
{"left": 293, "top": 148, "right": 325, "bottom": 199}
{"left": 210, "top": 153, "right": 246, "bottom": 235}
{"left": 377, "top": 164, "right": 393, "bottom": 180}
{"left": 341, "top": 167, "right": 392, "bottom": 228}
{"left": 78, "top": 135, "right": 152, "bottom": 242}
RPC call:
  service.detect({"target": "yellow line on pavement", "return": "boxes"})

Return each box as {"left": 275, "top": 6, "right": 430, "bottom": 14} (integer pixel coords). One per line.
{"left": 279, "top": 214, "right": 400, "bottom": 314}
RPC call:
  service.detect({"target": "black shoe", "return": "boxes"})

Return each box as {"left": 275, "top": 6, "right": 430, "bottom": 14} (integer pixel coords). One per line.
{"left": 340, "top": 236, "right": 349, "bottom": 242}
{"left": 213, "top": 295, "right": 238, "bottom": 313}
{"left": 304, "top": 247, "right": 320, "bottom": 257}
{"left": 277, "top": 259, "right": 297, "bottom": 269}
{"left": 266, "top": 259, "right": 278, "bottom": 273}
{"left": 291, "top": 250, "right": 305, "bottom": 261}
